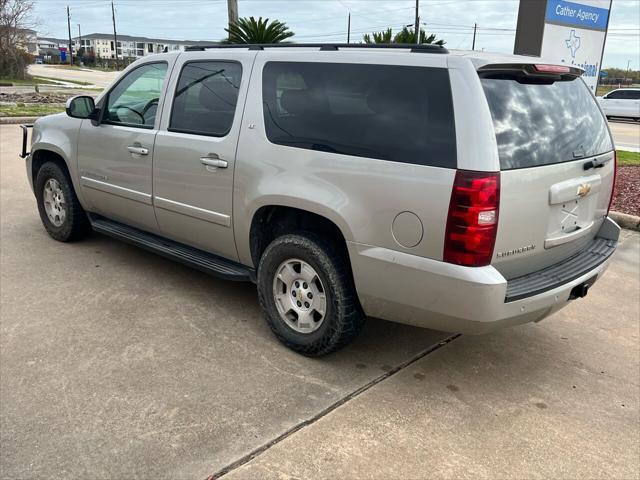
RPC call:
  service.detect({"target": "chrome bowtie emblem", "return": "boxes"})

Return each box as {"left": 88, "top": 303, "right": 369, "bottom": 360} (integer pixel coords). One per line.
{"left": 577, "top": 183, "right": 591, "bottom": 197}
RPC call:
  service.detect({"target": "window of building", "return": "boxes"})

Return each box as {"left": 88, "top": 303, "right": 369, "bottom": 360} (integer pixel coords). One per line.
{"left": 261, "top": 62, "right": 457, "bottom": 168}
{"left": 169, "top": 61, "right": 242, "bottom": 137}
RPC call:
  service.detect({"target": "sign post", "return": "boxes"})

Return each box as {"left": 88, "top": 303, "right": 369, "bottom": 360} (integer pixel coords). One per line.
{"left": 514, "top": 0, "right": 612, "bottom": 93}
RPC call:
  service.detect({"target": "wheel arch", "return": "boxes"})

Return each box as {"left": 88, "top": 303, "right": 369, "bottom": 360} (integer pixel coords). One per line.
{"left": 30, "top": 146, "right": 87, "bottom": 208}
{"left": 245, "top": 201, "right": 354, "bottom": 269}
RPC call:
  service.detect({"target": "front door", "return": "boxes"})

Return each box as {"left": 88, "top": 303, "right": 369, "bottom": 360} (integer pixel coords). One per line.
{"left": 153, "top": 52, "right": 256, "bottom": 260}
{"left": 77, "top": 61, "right": 171, "bottom": 233}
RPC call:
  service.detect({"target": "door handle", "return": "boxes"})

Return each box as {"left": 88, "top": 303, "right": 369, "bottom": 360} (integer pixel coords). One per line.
{"left": 127, "top": 145, "right": 149, "bottom": 156}
{"left": 200, "top": 155, "right": 228, "bottom": 169}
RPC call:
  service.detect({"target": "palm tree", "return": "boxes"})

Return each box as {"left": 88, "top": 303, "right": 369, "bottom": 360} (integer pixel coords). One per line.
{"left": 363, "top": 28, "right": 393, "bottom": 44}
{"left": 363, "top": 27, "right": 445, "bottom": 45}
{"left": 224, "top": 16, "right": 294, "bottom": 44}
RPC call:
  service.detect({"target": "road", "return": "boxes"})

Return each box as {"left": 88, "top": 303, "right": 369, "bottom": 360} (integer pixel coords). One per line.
{"left": 0, "top": 124, "right": 638, "bottom": 479}
{"left": 609, "top": 120, "right": 640, "bottom": 152}
{"left": 28, "top": 64, "right": 119, "bottom": 88}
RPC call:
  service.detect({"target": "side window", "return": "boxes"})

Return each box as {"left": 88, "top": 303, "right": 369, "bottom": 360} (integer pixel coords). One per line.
{"left": 104, "top": 62, "right": 168, "bottom": 128}
{"left": 170, "top": 61, "right": 242, "bottom": 137}
{"left": 606, "top": 90, "right": 625, "bottom": 99}
{"left": 620, "top": 90, "right": 640, "bottom": 100}
{"left": 261, "top": 62, "right": 457, "bottom": 168}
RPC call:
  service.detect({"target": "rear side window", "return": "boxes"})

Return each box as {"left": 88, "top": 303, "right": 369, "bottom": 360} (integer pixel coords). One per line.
{"left": 262, "top": 62, "right": 456, "bottom": 168}
{"left": 481, "top": 76, "right": 613, "bottom": 170}
{"left": 170, "top": 61, "right": 242, "bottom": 137}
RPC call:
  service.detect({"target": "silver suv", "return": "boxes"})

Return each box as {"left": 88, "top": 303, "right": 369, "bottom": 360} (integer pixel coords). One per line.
{"left": 21, "top": 44, "right": 620, "bottom": 355}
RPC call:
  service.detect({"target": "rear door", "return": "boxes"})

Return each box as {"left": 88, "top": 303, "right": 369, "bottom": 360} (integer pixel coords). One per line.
{"left": 153, "top": 51, "right": 256, "bottom": 261}
{"left": 480, "top": 66, "right": 615, "bottom": 279}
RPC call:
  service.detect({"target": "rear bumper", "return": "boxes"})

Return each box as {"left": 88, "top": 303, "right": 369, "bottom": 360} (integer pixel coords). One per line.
{"left": 348, "top": 217, "right": 621, "bottom": 334}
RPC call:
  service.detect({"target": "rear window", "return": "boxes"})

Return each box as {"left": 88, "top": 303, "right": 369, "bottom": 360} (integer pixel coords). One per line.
{"left": 481, "top": 76, "right": 613, "bottom": 170}
{"left": 262, "top": 62, "right": 457, "bottom": 168}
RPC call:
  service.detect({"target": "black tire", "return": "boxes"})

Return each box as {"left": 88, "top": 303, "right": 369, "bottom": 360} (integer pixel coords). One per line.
{"left": 257, "top": 232, "right": 364, "bottom": 356}
{"left": 35, "top": 161, "right": 91, "bottom": 242}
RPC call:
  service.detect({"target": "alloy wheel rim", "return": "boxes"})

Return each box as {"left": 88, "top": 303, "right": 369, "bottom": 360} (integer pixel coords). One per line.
{"left": 272, "top": 258, "right": 327, "bottom": 334}
{"left": 43, "top": 178, "right": 66, "bottom": 227}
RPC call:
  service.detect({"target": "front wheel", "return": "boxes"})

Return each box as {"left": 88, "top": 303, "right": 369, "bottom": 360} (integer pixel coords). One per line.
{"left": 257, "top": 233, "right": 364, "bottom": 356}
{"left": 35, "top": 161, "right": 91, "bottom": 242}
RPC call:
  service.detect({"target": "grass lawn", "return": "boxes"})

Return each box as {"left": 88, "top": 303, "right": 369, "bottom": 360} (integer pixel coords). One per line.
{"left": 0, "top": 103, "right": 65, "bottom": 117}
{"left": 0, "top": 76, "right": 60, "bottom": 86}
{"left": 32, "top": 76, "right": 92, "bottom": 86}
{"left": 617, "top": 150, "right": 640, "bottom": 166}
{"left": 54, "top": 64, "right": 122, "bottom": 72}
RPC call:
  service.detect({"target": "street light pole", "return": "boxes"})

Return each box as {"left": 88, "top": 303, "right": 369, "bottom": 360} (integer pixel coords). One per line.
{"left": 472, "top": 23, "right": 477, "bottom": 50}
{"left": 414, "top": 0, "right": 420, "bottom": 44}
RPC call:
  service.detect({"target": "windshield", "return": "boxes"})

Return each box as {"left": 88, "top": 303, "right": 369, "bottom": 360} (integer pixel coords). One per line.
{"left": 481, "top": 76, "right": 613, "bottom": 170}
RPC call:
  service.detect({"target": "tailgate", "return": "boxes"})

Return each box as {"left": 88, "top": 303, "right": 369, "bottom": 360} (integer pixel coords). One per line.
{"left": 496, "top": 154, "right": 614, "bottom": 278}
{"left": 479, "top": 65, "right": 615, "bottom": 279}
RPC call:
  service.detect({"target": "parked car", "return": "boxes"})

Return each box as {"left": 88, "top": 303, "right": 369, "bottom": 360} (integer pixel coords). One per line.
{"left": 597, "top": 88, "right": 640, "bottom": 121}
{"left": 35, "top": 58, "right": 44, "bottom": 64}
{"left": 21, "top": 45, "right": 620, "bottom": 355}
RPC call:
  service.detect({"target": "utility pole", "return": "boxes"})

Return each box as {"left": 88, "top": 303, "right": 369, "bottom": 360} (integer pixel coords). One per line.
{"left": 347, "top": 12, "right": 351, "bottom": 43}
{"left": 414, "top": 0, "right": 420, "bottom": 44}
{"left": 111, "top": 0, "right": 119, "bottom": 69}
{"left": 472, "top": 23, "right": 477, "bottom": 50}
{"left": 77, "top": 24, "right": 81, "bottom": 62}
{"left": 227, "top": 0, "right": 238, "bottom": 34}
{"left": 66, "top": 6, "right": 73, "bottom": 66}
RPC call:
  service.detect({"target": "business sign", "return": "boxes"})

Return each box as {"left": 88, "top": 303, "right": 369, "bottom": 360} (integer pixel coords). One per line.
{"left": 514, "top": 0, "right": 612, "bottom": 92}
{"left": 59, "top": 47, "right": 67, "bottom": 62}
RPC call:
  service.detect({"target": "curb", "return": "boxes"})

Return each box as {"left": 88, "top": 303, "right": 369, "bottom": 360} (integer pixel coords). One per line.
{"left": 0, "top": 117, "right": 38, "bottom": 124}
{"left": 610, "top": 211, "right": 640, "bottom": 232}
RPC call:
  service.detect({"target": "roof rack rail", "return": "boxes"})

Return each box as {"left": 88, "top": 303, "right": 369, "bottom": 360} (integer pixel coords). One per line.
{"left": 184, "top": 43, "right": 449, "bottom": 54}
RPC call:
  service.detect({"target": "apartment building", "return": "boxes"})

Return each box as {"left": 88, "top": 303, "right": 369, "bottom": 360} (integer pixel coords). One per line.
{"left": 70, "top": 33, "right": 211, "bottom": 60}
{"left": 35, "top": 37, "right": 70, "bottom": 62}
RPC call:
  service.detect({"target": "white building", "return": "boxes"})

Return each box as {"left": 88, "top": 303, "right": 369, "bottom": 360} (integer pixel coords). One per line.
{"left": 70, "top": 33, "right": 211, "bottom": 60}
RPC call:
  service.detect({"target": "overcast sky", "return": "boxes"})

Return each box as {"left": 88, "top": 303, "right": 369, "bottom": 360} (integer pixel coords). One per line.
{"left": 32, "top": 0, "right": 639, "bottom": 69}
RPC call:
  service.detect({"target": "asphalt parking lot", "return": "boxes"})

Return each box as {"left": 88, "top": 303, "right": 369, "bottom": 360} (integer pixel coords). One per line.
{"left": 609, "top": 119, "right": 640, "bottom": 152}
{"left": 1, "top": 124, "right": 638, "bottom": 479}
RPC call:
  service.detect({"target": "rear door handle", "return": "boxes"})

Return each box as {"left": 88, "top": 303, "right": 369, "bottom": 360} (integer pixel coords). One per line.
{"left": 200, "top": 154, "right": 228, "bottom": 169}
{"left": 127, "top": 145, "right": 149, "bottom": 156}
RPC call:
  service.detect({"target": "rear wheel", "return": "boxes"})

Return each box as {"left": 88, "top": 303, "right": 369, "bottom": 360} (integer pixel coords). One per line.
{"left": 257, "top": 232, "right": 364, "bottom": 356}
{"left": 35, "top": 162, "right": 91, "bottom": 242}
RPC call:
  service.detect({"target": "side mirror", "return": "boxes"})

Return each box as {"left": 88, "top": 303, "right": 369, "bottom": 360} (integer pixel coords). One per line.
{"left": 66, "top": 95, "right": 99, "bottom": 120}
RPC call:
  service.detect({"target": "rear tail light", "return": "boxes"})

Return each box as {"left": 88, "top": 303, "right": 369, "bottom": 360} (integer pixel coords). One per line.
{"left": 444, "top": 170, "right": 500, "bottom": 267}
{"left": 607, "top": 151, "right": 617, "bottom": 215}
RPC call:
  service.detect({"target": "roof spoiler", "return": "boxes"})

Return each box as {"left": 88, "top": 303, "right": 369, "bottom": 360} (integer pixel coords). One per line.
{"left": 477, "top": 63, "right": 583, "bottom": 81}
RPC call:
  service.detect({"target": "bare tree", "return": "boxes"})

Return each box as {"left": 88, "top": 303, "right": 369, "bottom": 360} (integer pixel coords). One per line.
{"left": 0, "top": 0, "right": 35, "bottom": 79}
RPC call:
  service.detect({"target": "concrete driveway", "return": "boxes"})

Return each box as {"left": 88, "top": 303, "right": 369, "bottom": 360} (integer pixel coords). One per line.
{"left": 1, "top": 124, "right": 638, "bottom": 479}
